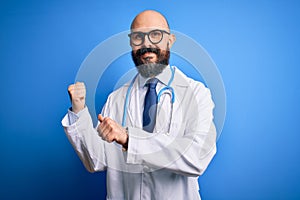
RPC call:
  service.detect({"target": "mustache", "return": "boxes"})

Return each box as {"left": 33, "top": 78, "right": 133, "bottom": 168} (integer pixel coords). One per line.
{"left": 136, "top": 48, "right": 160, "bottom": 57}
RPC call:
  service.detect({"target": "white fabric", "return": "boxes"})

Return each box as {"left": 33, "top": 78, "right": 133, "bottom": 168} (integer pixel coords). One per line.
{"left": 62, "top": 66, "right": 217, "bottom": 200}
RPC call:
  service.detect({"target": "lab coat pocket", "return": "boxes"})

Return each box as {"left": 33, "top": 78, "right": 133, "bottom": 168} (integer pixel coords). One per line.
{"left": 155, "top": 101, "right": 171, "bottom": 134}
{"left": 155, "top": 104, "right": 182, "bottom": 136}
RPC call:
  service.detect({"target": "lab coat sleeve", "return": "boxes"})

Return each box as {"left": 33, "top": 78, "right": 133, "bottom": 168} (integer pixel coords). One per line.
{"left": 126, "top": 84, "right": 217, "bottom": 177}
{"left": 61, "top": 107, "right": 107, "bottom": 172}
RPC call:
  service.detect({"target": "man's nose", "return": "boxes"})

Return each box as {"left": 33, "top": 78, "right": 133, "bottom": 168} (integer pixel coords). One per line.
{"left": 143, "top": 35, "right": 153, "bottom": 47}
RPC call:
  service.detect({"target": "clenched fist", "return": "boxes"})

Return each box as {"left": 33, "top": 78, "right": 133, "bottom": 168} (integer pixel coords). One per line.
{"left": 97, "top": 114, "right": 129, "bottom": 150}
{"left": 68, "top": 82, "right": 86, "bottom": 113}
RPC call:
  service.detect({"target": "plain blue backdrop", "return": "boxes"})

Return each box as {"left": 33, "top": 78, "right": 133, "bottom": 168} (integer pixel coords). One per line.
{"left": 1, "top": 0, "right": 300, "bottom": 199}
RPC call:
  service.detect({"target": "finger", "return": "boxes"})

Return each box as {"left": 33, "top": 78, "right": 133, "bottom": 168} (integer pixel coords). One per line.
{"left": 100, "top": 120, "right": 112, "bottom": 134}
{"left": 105, "top": 132, "right": 116, "bottom": 143}
{"left": 73, "top": 82, "right": 85, "bottom": 89}
{"left": 69, "top": 88, "right": 85, "bottom": 98}
{"left": 97, "top": 124, "right": 106, "bottom": 139}
{"left": 68, "top": 84, "right": 74, "bottom": 91}
{"left": 99, "top": 125, "right": 111, "bottom": 141}
{"left": 74, "top": 90, "right": 86, "bottom": 97}
{"left": 98, "top": 121, "right": 109, "bottom": 137}
{"left": 75, "top": 81, "right": 85, "bottom": 86}
{"left": 68, "top": 85, "right": 85, "bottom": 94}
{"left": 101, "top": 123, "right": 116, "bottom": 143}
{"left": 75, "top": 82, "right": 85, "bottom": 88}
{"left": 98, "top": 114, "right": 104, "bottom": 123}
{"left": 73, "top": 87, "right": 86, "bottom": 93}
{"left": 100, "top": 120, "right": 115, "bottom": 140}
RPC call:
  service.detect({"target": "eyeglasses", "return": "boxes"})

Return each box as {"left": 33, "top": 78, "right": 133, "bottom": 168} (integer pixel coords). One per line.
{"left": 128, "top": 29, "right": 170, "bottom": 46}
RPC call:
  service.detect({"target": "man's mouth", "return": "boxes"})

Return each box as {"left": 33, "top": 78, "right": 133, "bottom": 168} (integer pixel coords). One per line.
{"left": 141, "top": 52, "right": 157, "bottom": 62}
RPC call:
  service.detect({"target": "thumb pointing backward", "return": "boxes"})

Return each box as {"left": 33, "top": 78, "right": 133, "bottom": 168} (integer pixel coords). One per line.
{"left": 98, "top": 114, "right": 104, "bottom": 123}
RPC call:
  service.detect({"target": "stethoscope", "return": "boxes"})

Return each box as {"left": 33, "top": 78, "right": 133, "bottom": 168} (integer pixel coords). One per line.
{"left": 121, "top": 65, "right": 176, "bottom": 132}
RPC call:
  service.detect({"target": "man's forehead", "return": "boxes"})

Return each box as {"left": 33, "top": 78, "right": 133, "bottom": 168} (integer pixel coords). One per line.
{"left": 131, "top": 26, "right": 169, "bottom": 32}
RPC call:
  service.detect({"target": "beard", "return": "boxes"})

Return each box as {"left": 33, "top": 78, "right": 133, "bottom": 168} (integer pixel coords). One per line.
{"left": 131, "top": 47, "right": 170, "bottom": 78}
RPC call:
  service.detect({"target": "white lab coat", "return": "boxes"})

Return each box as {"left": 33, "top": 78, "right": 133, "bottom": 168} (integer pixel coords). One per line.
{"left": 62, "top": 66, "right": 217, "bottom": 200}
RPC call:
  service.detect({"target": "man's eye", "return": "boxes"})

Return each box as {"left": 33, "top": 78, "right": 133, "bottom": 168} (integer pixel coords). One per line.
{"left": 151, "top": 31, "right": 161, "bottom": 38}
{"left": 133, "top": 33, "right": 143, "bottom": 40}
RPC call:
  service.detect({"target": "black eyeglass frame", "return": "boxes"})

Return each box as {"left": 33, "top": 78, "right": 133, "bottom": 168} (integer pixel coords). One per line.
{"left": 128, "top": 29, "right": 170, "bottom": 46}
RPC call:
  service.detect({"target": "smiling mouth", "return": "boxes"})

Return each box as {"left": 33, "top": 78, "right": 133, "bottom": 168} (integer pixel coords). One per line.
{"left": 141, "top": 52, "right": 157, "bottom": 62}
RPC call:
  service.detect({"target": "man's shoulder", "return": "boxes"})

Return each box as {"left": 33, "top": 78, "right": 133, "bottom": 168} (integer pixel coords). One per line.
{"left": 174, "top": 66, "right": 213, "bottom": 105}
{"left": 173, "top": 66, "right": 207, "bottom": 90}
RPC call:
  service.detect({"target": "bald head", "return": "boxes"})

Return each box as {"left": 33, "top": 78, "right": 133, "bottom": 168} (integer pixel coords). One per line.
{"left": 130, "top": 10, "right": 170, "bottom": 31}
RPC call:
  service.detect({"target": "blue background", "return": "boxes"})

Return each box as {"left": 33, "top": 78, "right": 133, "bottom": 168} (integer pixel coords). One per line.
{"left": 1, "top": 0, "right": 300, "bottom": 199}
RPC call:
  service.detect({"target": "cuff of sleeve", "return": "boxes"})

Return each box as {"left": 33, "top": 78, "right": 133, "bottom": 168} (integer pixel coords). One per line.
{"left": 61, "top": 107, "right": 89, "bottom": 136}
{"left": 67, "top": 107, "right": 86, "bottom": 125}
{"left": 61, "top": 113, "right": 78, "bottom": 136}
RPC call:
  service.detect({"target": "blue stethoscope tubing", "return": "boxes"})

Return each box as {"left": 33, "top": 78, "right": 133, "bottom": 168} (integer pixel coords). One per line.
{"left": 121, "top": 65, "right": 176, "bottom": 129}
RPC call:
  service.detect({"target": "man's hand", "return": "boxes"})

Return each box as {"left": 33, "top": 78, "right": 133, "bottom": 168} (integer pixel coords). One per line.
{"left": 68, "top": 82, "right": 86, "bottom": 114}
{"left": 97, "top": 114, "right": 128, "bottom": 149}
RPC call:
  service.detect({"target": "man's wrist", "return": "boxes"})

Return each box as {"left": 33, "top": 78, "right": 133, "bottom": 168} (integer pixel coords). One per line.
{"left": 71, "top": 105, "right": 85, "bottom": 114}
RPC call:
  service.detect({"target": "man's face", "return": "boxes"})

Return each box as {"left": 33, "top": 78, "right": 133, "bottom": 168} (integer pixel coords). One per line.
{"left": 130, "top": 27, "right": 171, "bottom": 78}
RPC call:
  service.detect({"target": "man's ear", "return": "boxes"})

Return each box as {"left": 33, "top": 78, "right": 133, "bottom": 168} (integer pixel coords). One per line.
{"left": 168, "top": 34, "right": 176, "bottom": 48}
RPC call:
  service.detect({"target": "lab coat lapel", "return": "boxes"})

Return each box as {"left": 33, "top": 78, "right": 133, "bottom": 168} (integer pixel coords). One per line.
{"left": 127, "top": 78, "right": 143, "bottom": 129}
{"left": 155, "top": 67, "right": 190, "bottom": 135}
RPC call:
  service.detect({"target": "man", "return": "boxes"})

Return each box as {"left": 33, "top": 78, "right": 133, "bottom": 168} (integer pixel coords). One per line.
{"left": 62, "top": 10, "right": 216, "bottom": 200}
